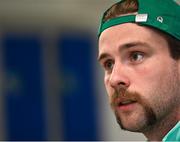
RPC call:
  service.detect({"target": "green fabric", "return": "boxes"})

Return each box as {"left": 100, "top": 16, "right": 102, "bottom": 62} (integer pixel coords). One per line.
{"left": 99, "top": 15, "right": 135, "bottom": 35}
{"left": 163, "top": 121, "right": 180, "bottom": 142}
{"left": 98, "top": 0, "right": 180, "bottom": 40}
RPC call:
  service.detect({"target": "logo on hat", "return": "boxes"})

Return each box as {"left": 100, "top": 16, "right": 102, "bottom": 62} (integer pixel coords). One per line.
{"left": 157, "top": 16, "right": 163, "bottom": 23}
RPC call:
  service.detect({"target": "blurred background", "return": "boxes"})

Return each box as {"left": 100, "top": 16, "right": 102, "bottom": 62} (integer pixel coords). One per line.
{"left": 0, "top": 0, "right": 146, "bottom": 141}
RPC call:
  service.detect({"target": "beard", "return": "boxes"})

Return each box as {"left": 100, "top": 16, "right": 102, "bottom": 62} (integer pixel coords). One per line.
{"left": 110, "top": 86, "right": 157, "bottom": 132}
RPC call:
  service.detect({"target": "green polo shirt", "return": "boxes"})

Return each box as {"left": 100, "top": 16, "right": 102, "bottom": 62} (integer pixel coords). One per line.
{"left": 163, "top": 121, "right": 180, "bottom": 142}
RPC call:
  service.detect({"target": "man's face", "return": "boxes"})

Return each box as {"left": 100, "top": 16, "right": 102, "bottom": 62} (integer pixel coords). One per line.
{"left": 98, "top": 23, "right": 180, "bottom": 132}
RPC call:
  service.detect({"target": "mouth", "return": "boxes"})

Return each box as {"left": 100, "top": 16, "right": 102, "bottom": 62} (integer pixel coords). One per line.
{"left": 116, "top": 99, "right": 137, "bottom": 111}
{"left": 119, "top": 100, "right": 137, "bottom": 105}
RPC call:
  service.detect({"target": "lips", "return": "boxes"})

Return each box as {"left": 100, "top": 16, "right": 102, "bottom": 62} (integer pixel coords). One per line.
{"left": 113, "top": 98, "right": 137, "bottom": 108}
{"left": 112, "top": 98, "right": 137, "bottom": 111}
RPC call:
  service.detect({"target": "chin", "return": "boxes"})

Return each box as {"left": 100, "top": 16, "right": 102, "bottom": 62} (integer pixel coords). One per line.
{"left": 118, "top": 120, "right": 147, "bottom": 132}
{"left": 115, "top": 112, "right": 148, "bottom": 132}
{"left": 120, "top": 123, "right": 146, "bottom": 132}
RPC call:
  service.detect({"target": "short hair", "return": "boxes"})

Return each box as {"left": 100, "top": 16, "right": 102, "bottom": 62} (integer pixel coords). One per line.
{"left": 102, "top": 0, "right": 180, "bottom": 60}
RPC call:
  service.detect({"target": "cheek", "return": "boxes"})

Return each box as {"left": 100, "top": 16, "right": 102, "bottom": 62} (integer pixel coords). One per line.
{"left": 104, "top": 74, "right": 112, "bottom": 97}
{"left": 104, "top": 75, "right": 109, "bottom": 88}
{"left": 130, "top": 62, "right": 169, "bottom": 103}
{"left": 133, "top": 59, "right": 167, "bottom": 86}
{"left": 137, "top": 62, "right": 179, "bottom": 103}
{"left": 104, "top": 75, "right": 108, "bottom": 87}
{"left": 131, "top": 66, "right": 153, "bottom": 88}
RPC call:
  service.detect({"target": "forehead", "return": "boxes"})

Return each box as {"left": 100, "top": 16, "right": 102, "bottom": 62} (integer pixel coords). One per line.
{"left": 99, "top": 23, "right": 151, "bottom": 45}
{"left": 98, "top": 23, "right": 168, "bottom": 53}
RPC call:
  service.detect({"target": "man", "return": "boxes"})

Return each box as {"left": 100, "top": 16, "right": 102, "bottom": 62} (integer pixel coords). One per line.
{"left": 97, "top": 0, "right": 180, "bottom": 141}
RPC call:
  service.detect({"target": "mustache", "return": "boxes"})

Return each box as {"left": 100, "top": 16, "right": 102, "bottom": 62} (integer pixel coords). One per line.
{"left": 110, "top": 86, "right": 157, "bottom": 127}
{"left": 110, "top": 86, "right": 142, "bottom": 108}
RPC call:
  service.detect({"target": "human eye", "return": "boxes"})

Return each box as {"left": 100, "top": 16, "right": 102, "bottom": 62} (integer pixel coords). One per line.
{"left": 103, "top": 59, "right": 114, "bottom": 71}
{"left": 129, "top": 51, "right": 144, "bottom": 63}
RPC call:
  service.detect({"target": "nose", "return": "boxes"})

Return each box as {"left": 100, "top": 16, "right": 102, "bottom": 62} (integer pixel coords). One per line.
{"left": 109, "top": 63, "right": 130, "bottom": 89}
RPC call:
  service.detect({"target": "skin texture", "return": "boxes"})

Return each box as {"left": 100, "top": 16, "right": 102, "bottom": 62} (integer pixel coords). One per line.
{"left": 98, "top": 23, "right": 180, "bottom": 141}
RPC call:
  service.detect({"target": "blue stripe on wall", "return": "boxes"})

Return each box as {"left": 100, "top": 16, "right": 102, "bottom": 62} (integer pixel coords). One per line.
{"left": 58, "top": 32, "right": 98, "bottom": 141}
{"left": 3, "top": 34, "right": 47, "bottom": 140}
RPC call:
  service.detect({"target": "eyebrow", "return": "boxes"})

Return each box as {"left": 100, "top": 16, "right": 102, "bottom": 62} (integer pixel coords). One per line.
{"left": 97, "top": 53, "right": 110, "bottom": 62}
{"left": 98, "top": 41, "right": 150, "bottom": 62}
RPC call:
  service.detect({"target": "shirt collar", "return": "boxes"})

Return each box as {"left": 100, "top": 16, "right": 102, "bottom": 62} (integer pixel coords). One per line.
{"left": 162, "top": 121, "right": 180, "bottom": 142}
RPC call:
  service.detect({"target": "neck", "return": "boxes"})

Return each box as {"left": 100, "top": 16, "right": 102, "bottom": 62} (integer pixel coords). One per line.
{"left": 143, "top": 108, "right": 180, "bottom": 141}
